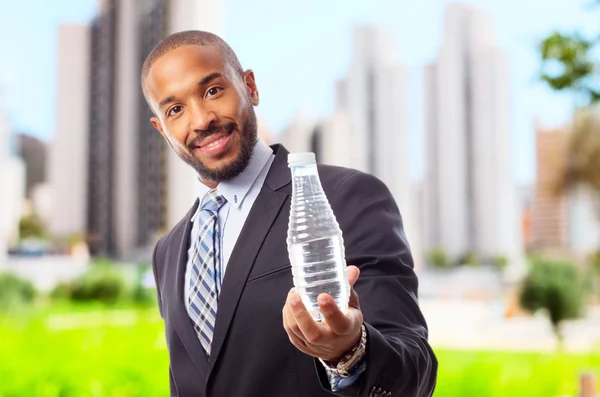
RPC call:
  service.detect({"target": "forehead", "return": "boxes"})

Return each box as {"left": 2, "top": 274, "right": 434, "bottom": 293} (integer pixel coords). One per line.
{"left": 145, "top": 45, "right": 229, "bottom": 101}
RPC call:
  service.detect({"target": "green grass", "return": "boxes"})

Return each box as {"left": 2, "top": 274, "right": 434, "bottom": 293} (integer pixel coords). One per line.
{"left": 434, "top": 349, "right": 600, "bottom": 397}
{"left": 1, "top": 304, "right": 598, "bottom": 397}
{"left": 0, "top": 304, "right": 169, "bottom": 397}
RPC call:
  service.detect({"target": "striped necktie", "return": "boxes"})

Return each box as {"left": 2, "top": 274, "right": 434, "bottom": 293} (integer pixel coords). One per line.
{"left": 188, "top": 189, "right": 226, "bottom": 356}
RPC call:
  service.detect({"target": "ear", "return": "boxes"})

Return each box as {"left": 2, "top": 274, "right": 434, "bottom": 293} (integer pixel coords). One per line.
{"left": 151, "top": 117, "right": 174, "bottom": 149}
{"left": 151, "top": 116, "right": 165, "bottom": 137}
{"left": 243, "top": 69, "right": 259, "bottom": 106}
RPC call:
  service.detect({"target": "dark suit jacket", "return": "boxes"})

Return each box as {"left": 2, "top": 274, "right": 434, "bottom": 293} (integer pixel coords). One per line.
{"left": 152, "top": 144, "right": 438, "bottom": 397}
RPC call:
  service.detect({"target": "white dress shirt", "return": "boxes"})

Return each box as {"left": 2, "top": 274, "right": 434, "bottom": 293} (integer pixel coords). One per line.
{"left": 184, "top": 138, "right": 275, "bottom": 309}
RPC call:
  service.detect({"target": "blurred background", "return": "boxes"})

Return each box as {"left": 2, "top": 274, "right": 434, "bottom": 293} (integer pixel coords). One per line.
{"left": 0, "top": 0, "right": 599, "bottom": 396}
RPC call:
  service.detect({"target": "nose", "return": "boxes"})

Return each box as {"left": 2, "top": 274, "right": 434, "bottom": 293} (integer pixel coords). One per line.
{"left": 189, "top": 99, "right": 217, "bottom": 132}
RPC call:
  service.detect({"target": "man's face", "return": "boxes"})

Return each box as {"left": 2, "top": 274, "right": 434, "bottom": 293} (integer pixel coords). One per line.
{"left": 145, "top": 45, "right": 259, "bottom": 185}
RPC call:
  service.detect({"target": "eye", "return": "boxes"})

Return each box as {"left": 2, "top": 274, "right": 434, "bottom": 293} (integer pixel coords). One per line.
{"left": 167, "top": 105, "right": 183, "bottom": 117}
{"left": 206, "top": 87, "right": 222, "bottom": 98}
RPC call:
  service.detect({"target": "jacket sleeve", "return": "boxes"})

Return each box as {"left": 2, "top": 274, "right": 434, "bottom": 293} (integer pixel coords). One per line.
{"left": 152, "top": 237, "right": 165, "bottom": 319}
{"left": 313, "top": 171, "right": 438, "bottom": 397}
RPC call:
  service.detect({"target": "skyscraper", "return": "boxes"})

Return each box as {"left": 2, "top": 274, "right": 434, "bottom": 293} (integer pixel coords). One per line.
{"left": 0, "top": 110, "right": 10, "bottom": 266}
{"left": 113, "top": 0, "right": 172, "bottom": 259}
{"left": 337, "top": 26, "right": 422, "bottom": 268}
{"left": 16, "top": 133, "right": 47, "bottom": 198}
{"left": 278, "top": 110, "right": 354, "bottom": 168}
{"left": 87, "top": 1, "right": 117, "bottom": 257}
{"left": 48, "top": 24, "right": 90, "bottom": 242}
{"left": 424, "top": 4, "right": 522, "bottom": 264}
{"left": 336, "top": 26, "right": 409, "bottom": 214}
{"left": 530, "top": 123, "right": 569, "bottom": 251}
{"left": 136, "top": 0, "right": 171, "bottom": 250}
{"left": 0, "top": 111, "right": 25, "bottom": 266}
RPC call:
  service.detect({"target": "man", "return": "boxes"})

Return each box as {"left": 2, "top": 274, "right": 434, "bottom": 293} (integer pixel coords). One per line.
{"left": 143, "top": 30, "right": 437, "bottom": 397}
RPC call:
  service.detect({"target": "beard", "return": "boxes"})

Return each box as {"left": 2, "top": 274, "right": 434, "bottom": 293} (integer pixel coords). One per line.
{"left": 178, "top": 105, "right": 258, "bottom": 184}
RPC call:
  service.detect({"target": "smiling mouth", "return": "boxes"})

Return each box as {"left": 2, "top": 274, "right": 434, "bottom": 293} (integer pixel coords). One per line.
{"left": 189, "top": 127, "right": 236, "bottom": 156}
{"left": 200, "top": 131, "right": 232, "bottom": 149}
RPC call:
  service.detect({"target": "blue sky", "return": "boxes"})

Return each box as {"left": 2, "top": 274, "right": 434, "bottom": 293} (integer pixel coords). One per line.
{"left": 0, "top": 0, "right": 597, "bottom": 183}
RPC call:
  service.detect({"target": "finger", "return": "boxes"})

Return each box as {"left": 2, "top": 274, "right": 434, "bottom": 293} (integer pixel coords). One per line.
{"left": 348, "top": 285, "right": 360, "bottom": 309}
{"left": 318, "top": 293, "right": 352, "bottom": 336}
{"left": 283, "top": 306, "right": 308, "bottom": 348}
{"left": 347, "top": 266, "right": 360, "bottom": 287}
{"left": 283, "top": 308, "right": 309, "bottom": 350}
{"left": 346, "top": 266, "right": 361, "bottom": 309}
{"left": 283, "top": 303, "right": 305, "bottom": 342}
{"left": 288, "top": 330, "right": 309, "bottom": 351}
{"left": 289, "top": 292, "right": 323, "bottom": 344}
{"left": 284, "top": 290, "right": 307, "bottom": 341}
{"left": 287, "top": 330, "right": 314, "bottom": 357}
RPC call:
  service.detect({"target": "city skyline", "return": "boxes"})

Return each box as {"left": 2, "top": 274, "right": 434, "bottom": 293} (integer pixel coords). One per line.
{"left": 1, "top": 0, "right": 599, "bottom": 264}
{"left": 0, "top": 0, "right": 597, "bottom": 186}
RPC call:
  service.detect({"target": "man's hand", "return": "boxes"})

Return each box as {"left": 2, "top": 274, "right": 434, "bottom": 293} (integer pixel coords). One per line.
{"left": 282, "top": 266, "right": 363, "bottom": 362}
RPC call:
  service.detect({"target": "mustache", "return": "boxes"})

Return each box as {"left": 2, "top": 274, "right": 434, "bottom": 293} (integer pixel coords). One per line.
{"left": 187, "top": 122, "right": 238, "bottom": 149}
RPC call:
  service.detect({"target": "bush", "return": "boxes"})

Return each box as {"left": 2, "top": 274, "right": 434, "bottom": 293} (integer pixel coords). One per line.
{"left": 50, "top": 260, "right": 159, "bottom": 307}
{"left": 19, "top": 214, "right": 47, "bottom": 240}
{"left": 69, "top": 264, "right": 127, "bottom": 305}
{"left": 132, "top": 264, "right": 157, "bottom": 307}
{"left": 427, "top": 248, "right": 450, "bottom": 269}
{"left": 492, "top": 255, "right": 509, "bottom": 270}
{"left": 50, "top": 281, "right": 73, "bottom": 301}
{"left": 0, "top": 272, "right": 36, "bottom": 311}
{"left": 519, "top": 259, "right": 586, "bottom": 348}
{"left": 456, "top": 252, "right": 480, "bottom": 267}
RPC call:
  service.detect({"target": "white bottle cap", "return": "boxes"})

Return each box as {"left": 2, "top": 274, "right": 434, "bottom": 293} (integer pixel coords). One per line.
{"left": 288, "top": 152, "right": 316, "bottom": 167}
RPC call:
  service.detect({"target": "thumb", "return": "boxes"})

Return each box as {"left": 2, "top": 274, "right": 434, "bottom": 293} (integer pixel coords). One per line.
{"left": 346, "top": 265, "right": 360, "bottom": 309}
{"left": 347, "top": 265, "right": 360, "bottom": 288}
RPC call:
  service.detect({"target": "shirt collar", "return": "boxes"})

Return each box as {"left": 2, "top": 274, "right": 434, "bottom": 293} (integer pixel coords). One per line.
{"left": 194, "top": 138, "right": 273, "bottom": 215}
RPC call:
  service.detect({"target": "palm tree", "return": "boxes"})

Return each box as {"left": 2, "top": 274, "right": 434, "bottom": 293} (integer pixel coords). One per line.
{"left": 553, "top": 106, "right": 600, "bottom": 196}
{"left": 539, "top": 26, "right": 600, "bottom": 254}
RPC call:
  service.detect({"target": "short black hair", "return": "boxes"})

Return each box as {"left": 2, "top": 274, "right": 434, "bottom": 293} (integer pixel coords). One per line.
{"left": 141, "top": 30, "right": 244, "bottom": 102}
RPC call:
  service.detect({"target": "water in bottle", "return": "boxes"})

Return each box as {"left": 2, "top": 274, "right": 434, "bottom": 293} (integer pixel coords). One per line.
{"left": 286, "top": 152, "right": 350, "bottom": 321}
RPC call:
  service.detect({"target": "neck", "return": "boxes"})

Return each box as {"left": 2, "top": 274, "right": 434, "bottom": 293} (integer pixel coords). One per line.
{"left": 200, "top": 176, "right": 219, "bottom": 189}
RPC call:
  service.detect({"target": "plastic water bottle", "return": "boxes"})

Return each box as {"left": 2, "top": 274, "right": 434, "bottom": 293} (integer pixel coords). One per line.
{"left": 286, "top": 152, "right": 350, "bottom": 321}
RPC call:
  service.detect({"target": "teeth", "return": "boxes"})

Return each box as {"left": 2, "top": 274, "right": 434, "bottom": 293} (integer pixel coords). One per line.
{"left": 205, "top": 136, "right": 226, "bottom": 148}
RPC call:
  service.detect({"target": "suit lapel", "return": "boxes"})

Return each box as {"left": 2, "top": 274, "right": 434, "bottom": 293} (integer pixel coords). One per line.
{"left": 208, "top": 144, "right": 291, "bottom": 375}
{"left": 165, "top": 199, "right": 211, "bottom": 380}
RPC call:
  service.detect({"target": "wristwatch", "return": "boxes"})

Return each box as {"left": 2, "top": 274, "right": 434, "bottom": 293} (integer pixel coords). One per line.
{"left": 319, "top": 323, "right": 367, "bottom": 377}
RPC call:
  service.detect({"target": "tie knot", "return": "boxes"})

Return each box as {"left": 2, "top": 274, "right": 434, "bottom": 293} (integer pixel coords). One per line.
{"left": 202, "top": 190, "right": 226, "bottom": 212}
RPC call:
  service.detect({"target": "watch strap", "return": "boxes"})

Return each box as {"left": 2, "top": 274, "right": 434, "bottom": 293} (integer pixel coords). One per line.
{"left": 319, "top": 323, "right": 367, "bottom": 377}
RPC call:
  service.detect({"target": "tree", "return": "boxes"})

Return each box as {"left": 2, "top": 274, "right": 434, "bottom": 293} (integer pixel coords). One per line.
{"left": 539, "top": 32, "right": 599, "bottom": 106}
{"left": 519, "top": 259, "right": 585, "bottom": 349}
{"left": 538, "top": 10, "right": 600, "bottom": 252}
{"left": 588, "top": 251, "right": 600, "bottom": 299}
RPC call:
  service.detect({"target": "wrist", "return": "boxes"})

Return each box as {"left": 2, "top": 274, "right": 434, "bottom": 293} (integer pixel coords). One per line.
{"left": 319, "top": 323, "right": 367, "bottom": 377}
{"left": 329, "top": 325, "right": 363, "bottom": 363}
